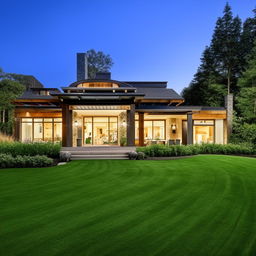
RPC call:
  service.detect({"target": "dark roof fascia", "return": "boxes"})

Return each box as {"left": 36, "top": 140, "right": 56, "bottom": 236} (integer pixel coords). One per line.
{"left": 123, "top": 81, "right": 168, "bottom": 88}
{"left": 50, "top": 93, "right": 145, "bottom": 97}
{"left": 15, "top": 106, "right": 61, "bottom": 109}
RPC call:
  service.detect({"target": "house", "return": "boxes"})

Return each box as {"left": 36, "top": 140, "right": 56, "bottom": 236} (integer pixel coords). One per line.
{"left": 13, "top": 53, "right": 230, "bottom": 147}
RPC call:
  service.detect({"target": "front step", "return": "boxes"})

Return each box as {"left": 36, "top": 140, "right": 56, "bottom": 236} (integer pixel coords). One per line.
{"left": 61, "top": 146, "right": 134, "bottom": 160}
{"left": 71, "top": 154, "right": 128, "bottom": 160}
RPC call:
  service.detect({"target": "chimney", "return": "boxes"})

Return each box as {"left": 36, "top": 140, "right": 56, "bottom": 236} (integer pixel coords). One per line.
{"left": 77, "top": 53, "right": 88, "bottom": 81}
{"left": 95, "top": 72, "right": 111, "bottom": 80}
{"left": 225, "top": 94, "right": 233, "bottom": 142}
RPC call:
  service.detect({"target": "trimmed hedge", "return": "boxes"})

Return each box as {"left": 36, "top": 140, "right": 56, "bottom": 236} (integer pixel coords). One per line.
{"left": 0, "top": 142, "right": 61, "bottom": 158}
{"left": 0, "top": 154, "right": 53, "bottom": 168}
{"left": 136, "top": 144, "right": 256, "bottom": 157}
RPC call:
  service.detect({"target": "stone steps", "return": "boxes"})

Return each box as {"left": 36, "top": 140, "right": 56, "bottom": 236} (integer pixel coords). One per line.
{"left": 61, "top": 146, "right": 135, "bottom": 160}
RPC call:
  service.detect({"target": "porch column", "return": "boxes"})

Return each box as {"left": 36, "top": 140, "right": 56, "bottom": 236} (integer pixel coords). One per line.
{"left": 62, "top": 104, "right": 73, "bottom": 147}
{"left": 187, "top": 112, "right": 193, "bottom": 145}
{"left": 127, "top": 104, "right": 135, "bottom": 146}
{"left": 138, "top": 112, "right": 144, "bottom": 146}
{"left": 14, "top": 117, "right": 21, "bottom": 141}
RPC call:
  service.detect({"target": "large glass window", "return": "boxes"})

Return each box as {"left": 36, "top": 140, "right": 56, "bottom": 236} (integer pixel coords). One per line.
{"left": 135, "top": 120, "right": 165, "bottom": 141}
{"left": 21, "top": 118, "right": 62, "bottom": 143}
{"left": 21, "top": 118, "right": 33, "bottom": 142}
{"left": 83, "top": 117, "right": 118, "bottom": 145}
{"left": 193, "top": 120, "right": 214, "bottom": 144}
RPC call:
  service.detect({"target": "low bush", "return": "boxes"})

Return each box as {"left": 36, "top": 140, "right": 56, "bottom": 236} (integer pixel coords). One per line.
{"left": 136, "top": 143, "right": 256, "bottom": 157}
{"left": 0, "top": 142, "right": 61, "bottom": 158}
{"left": 0, "top": 154, "right": 53, "bottom": 168}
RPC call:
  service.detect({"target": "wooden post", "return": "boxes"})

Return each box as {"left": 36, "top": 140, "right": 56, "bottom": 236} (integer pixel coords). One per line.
{"left": 126, "top": 104, "right": 135, "bottom": 146}
{"left": 187, "top": 112, "right": 193, "bottom": 145}
{"left": 138, "top": 112, "right": 144, "bottom": 146}
{"left": 62, "top": 104, "right": 73, "bottom": 147}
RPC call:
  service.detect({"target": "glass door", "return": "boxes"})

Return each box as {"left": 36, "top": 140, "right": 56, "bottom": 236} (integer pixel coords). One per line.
{"left": 93, "top": 117, "right": 109, "bottom": 145}
{"left": 83, "top": 117, "right": 118, "bottom": 145}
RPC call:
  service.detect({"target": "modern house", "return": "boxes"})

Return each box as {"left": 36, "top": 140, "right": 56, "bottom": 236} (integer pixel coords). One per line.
{"left": 13, "top": 53, "right": 229, "bottom": 147}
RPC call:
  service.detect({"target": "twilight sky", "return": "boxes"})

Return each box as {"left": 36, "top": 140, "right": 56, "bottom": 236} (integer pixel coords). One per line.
{"left": 0, "top": 0, "right": 255, "bottom": 93}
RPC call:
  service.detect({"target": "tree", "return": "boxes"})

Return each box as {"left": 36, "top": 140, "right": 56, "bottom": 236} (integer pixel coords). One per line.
{"left": 182, "top": 46, "right": 225, "bottom": 106}
{"left": 0, "top": 69, "right": 25, "bottom": 134}
{"left": 86, "top": 49, "right": 114, "bottom": 79}
{"left": 210, "top": 3, "right": 242, "bottom": 94}
{"left": 240, "top": 8, "right": 256, "bottom": 67}
{"left": 236, "top": 43, "right": 256, "bottom": 123}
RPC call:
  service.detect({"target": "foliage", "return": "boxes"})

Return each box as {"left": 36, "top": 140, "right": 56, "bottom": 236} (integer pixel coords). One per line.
{"left": 182, "top": 4, "right": 256, "bottom": 106}
{"left": 0, "top": 142, "right": 61, "bottom": 158}
{"left": 59, "top": 151, "right": 71, "bottom": 162}
{"left": 86, "top": 49, "right": 114, "bottom": 79}
{"left": 236, "top": 43, "right": 256, "bottom": 123}
{"left": 120, "top": 137, "right": 127, "bottom": 146}
{"left": 231, "top": 122, "right": 256, "bottom": 145}
{"left": 0, "top": 154, "right": 53, "bottom": 168}
{"left": 136, "top": 144, "right": 255, "bottom": 157}
{"left": 0, "top": 132, "right": 13, "bottom": 142}
{"left": 128, "top": 151, "right": 137, "bottom": 160}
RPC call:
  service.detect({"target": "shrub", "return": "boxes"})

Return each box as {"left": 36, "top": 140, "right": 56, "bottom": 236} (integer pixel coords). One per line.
{"left": 60, "top": 151, "right": 71, "bottom": 162}
{"left": 137, "top": 152, "right": 145, "bottom": 160}
{"left": 128, "top": 151, "right": 138, "bottom": 160}
{"left": 0, "top": 142, "right": 61, "bottom": 158}
{"left": 0, "top": 154, "right": 53, "bottom": 169}
{"left": 136, "top": 143, "right": 255, "bottom": 157}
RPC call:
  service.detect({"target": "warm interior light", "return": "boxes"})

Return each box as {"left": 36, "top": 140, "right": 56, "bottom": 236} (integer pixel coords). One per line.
{"left": 171, "top": 124, "right": 177, "bottom": 134}
{"left": 74, "top": 120, "right": 78, "bottom": 126}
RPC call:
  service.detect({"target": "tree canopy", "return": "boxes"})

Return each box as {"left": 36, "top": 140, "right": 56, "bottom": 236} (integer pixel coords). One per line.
{"left": 86, "top": 49, "right": 114, "bottom": 79}
{"left": 182, "top": 4, "right": 256, "bottom": 107}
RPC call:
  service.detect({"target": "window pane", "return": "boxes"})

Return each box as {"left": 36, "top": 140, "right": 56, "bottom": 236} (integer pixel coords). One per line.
{"left": 84, "top": 121, "right": 92, "bottom": 144}
{"left": 144, "top": 121, "right": 153, "bottom": 140}
{"left": 34, "top": 123, "right": 43, "bottom": 142}
{"left": 109, "top": 121, "right": 118, "bottom": 144}
{"left": 54, "top": 123, "right": 62, "bottom": 142}
{"left": 135, "top": 121, "right": 139, "bottom": 140}
{"left": 193, "top": 126, "right": 214, "bottom": 144}
{"left": 22, "top": 123, "right": 32, "bottom": 142}
{"left": 54, "top": 118, "right": 62, "bottom": 122}
{"left": 44, "top": 123, "right": 53, "bottom": 142}
{"left": 153, "top": 121, "right": 165, "bottom": 140}
{"left": 22, "top": 118, "right": 33, "bottom": 123}
{"left": 84, "top": 117, "right": 92, "bottom": 123}
{"left": 194, "top": 120, "right": 214, "bottom": 125}
{"left": 44, "top": 118, "right": 53, "bottom": 122}
{"left": 109, "top": 117, "right": 117, "bottom": 122}
{"left": 34, "top": 118, "right": 43, "bottom": 122}
{"left": 93, "top": 117, "right": 108, "bottom": 123}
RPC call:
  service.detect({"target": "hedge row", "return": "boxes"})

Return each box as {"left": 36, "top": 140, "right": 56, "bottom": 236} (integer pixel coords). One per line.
{"left": 0, "top": 154, "right": 53, "bottom": 168}
{"left": 136, "top": 144, "right": 256, "bottom": 157}
{"left": 0, "top": 142, "right": 61, "bottom": 158}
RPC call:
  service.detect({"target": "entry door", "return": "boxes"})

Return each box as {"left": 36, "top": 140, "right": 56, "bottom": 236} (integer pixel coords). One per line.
{"left": 83, "top": 117, "right": 118, "bottom": 145}
{"left": 182, "top": 121, "right": 187, "bottom": 145}
{"left": 93, "top": 117, "right": 109, "bottom": 145}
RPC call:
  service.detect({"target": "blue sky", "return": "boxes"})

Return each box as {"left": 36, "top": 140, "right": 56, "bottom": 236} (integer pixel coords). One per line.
{"left": 0, "top": 0, "right": 255, "bottom": 93}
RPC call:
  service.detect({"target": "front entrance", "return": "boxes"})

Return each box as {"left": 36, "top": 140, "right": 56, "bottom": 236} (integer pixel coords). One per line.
{"left": 83, "top": 117, "right": 118, "bottom": 145}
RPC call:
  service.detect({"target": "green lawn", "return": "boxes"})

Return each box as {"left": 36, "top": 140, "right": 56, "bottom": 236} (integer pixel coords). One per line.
{"left": 1, "top": 155, "right": 256, "bottom": 256}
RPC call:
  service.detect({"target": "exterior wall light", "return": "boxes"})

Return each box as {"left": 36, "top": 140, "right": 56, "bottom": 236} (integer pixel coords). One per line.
{"left": 74, "top": 120, "right": 78, "bottom": 126}
{"left": 171, "top": 124, "right": 177, "bottom": 134}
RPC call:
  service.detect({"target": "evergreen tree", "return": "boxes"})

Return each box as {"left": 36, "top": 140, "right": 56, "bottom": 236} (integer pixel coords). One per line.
{"left": 240, "top": 8, "right": 256, "bottom": 66}
{"left": 236, "top": 43, "right": 256, "bottom": 123}
{"left": 210, "top": 3, "right": 242, "bottom": 94}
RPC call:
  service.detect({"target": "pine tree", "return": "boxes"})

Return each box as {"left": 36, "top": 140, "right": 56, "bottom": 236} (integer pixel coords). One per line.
{"left": 236, "top": 43, "right": 256, "bottom": 123}
{"left": 240, "top": 8, "right": 256, "bottom": 65}
{"left": 210, "top": 3, "right": 242, "bottom": 94}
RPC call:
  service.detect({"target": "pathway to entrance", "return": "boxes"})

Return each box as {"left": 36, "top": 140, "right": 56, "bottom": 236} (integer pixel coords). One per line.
{"left": 61, "top": 146, "right": 136, "bottom": 160}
